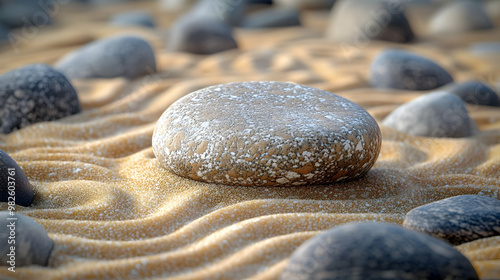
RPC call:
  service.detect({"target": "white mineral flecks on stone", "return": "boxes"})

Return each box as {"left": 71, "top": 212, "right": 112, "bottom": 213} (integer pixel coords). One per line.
{"left": 152, "top": 81, "right": 382, "bottom": 187}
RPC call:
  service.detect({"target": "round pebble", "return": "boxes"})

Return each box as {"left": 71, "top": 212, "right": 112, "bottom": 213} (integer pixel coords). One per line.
{"left": 446, "top": 81, "right": 500, "bottom": 107}
{"left": 110, "top": 11, "right": 155, "bottom": 28}
{"left": 55, "top": 35, "right": 156, "bottom": 79}
{"left": 0, "top": 150, "right": 34, "bottom": 207}
{"left": 0, "top": 64, "right": 81, "bottom": 134}
{"left": 429, "top": 0, "right": 493, "bottom": 35}
{"left": 280, "top": 222, "right": 479, "bottom": 280}
{"left": 274, "top": 0, "right": 335, "bottom": 10}
{"left": 326, "top": 0, "right": 415, "bottom": 43}
{"left": 0, "top": 0, "right": 52, "bottom": 29}
{"left": 470, "top": 42, "right": 500, "bottom": 56}
{"left": 167, "top": 14, "right": 238, "bottom": 55}
{"left": 370, "top": 49, "right": 453, "bottom": 90}
{"left": 382, "top": 91, "right": 475, "bottom": 138}
{"left": 0, "top": 24, "right": 9, "bottom": 41}
{"left": 403, "top": 195, "right": 500, "bottom": 245}
{"left": 0, "top": 212, "right": 53, "bottom": 267}
{"left": 191, "top": 0, "right": 247, "bottom": 27}
{"left": 153, "top": 81, "right": 381, "bottom": 187}
{"left": 241, "top": 8, "right": 301, "bottom": 29}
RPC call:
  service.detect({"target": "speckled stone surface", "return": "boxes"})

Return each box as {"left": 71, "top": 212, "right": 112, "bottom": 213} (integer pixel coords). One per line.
{"left": 153, "top": 81, "right": 382, "bottom": 187}
{"left": 429, "top": 0, "right": 493, "bottom": 35}
{"left": 0, "top": 64, "right": 81, "bottom": 134}
{"left": 0, "top": 212, "right": 53, "bottom": 267}
{"left": 274, "top": 0, "right": 335, "bottom": 9}
{"left": 446, "top": 81, "right": 500, "bottom": 107}
{"left": 280, "top": 222, "right": 479, "bottom": 280}
{"left": 0, "top": 150, "right": 34, "bottom": 207}
{"left": 110, "top": 11, "right": 155, "bottom": 28}
{"left": 382, "top": 91, "right": 476, "bottom": 138}
{"left": 56, "top": 35, "right": 156, "bottom": 79}
{"left": 167, "top": 14, "right": 238, "bottom": 55}
{"left": 241, "top": 8, "right": 301, "bottom": 29}
{"left": 326, "top": 0, "right": 414, "bottom": 43}
{"left": 403, "top": 195, "right": 500, "bottom": 245}
{"left": 370, "top": 49, "right": 453, "bottom": 90}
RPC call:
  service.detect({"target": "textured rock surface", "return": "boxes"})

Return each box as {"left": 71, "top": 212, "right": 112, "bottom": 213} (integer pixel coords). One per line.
{"left": 280, "top": 222, "right": 479, "bottom": 280}
{"left": 429, "top": 0, "right": 493, "bottom": 35}
{"left": 446, "top": 81, "right": 500, "bottom": 107}
{"left": 370, "top": 49, "right": 453, "bottom": 90}
{"left": 382, "top": 91, "right": 475, "bottom": 138}
{"left": 167, "top": 14, "right": 238, "bottom": 55}
{"left": 0, "top": 150, "right": 34, "bottom": 207}
{"left": 153, "top": 81, "right": 381, "bottom": 186}
{"left": 242, "top": 8, "right": 301, "bottom": 29}
{"left": 326, "top": 0, "right": 414, "bottom": 43}
{"left": 274, "top": 0, "right": 335, "bottom": 9}
{"left": 56, "top": 35, "right": 156, "bottom": 79}
{"left": 0, "top": 212, "right": 53, "bottom": 267}
{"left": 0, "top": 64, "right": 81, "bottom": 134}
{"left": 110, "top": 11, "right": 155, "bottom": 28}
{"left": 403, "top": 195, "right": 500, "bottom": 245}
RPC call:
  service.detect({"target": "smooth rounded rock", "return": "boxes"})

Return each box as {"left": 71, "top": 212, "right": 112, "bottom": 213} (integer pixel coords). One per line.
{"left": 326, "top": 0, "right": 414, "bottom": 43}
{"left": 403, "top": 195, "right": 500, "bottom": 245}
{"left": 56, "top": 35, "right": 156, "bottom": 79}
{"left": 446, "top": 81, "right": 500, "bottom": 107}
{"left": 429, "top": 0, "right": 493, "bottom": 35}
{"left": 470, "top": 42, "right": 500, "bottom": 56}
{"left": 0, "top": 212, "right": 53, "bottom": 267}
{"left": 167, "top": 14, "right": 238, "bottom": 55}
{"left": 0, "top": 64, "right": 81, "bottom": 134}
{"left": 0, "top": 24, "right": 9, "bottom": 42}
{"left": 0, "top": 0, "right": 52, "bottom": 29}
{"left": 370, "top": 49, "right": 453, "bottom": 90}
{"left": 241, "top": 8, "right": 301, "bottom": 29}
{"left": 274, "top": 0, "right": 335, "bottom": 9}
{"left": 280, "top": 222, "right": 479, "bottom": 280}
{"left": 382, "top": 91, "right": 476, "bottom": 138}
{"left": 110, "top": 11, "right": 155, "bottom": 28}
{"left": 191, "top": 0, "right": 247, "bottom": 27}
{"left": 0, "top": 150, "right": 34, "bottom": 207}
{"left": 153, "top": 81, "right": 381, "bottom": 187}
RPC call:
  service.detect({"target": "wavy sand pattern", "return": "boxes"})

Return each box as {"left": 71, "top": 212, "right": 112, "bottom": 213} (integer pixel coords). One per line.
{"left": 0, "top": 2, "right": 499, "bottom": 279}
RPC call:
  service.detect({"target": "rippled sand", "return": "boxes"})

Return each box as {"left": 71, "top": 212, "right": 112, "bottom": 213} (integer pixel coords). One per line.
{"left": 0, "top": 2, "right": 499, "bottom": 279}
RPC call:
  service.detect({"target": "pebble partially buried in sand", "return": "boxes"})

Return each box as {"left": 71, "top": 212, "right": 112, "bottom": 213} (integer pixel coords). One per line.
{"left": 153, "top": 81, "right": 381, "bottom": 186}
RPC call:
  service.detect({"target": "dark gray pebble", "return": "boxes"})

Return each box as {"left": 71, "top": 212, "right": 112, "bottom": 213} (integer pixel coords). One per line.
{"left": 370, "top": 49, "right": 453, "bottom": 90}
{"left": 0, "top": 150, "right": 34, "bottom": 207}
{"left": 191, "top": 0, "right": 247, "bottom": 27}
{"left": 382, "top": 91, "right": 476, "bottom": 138}
{"left": 0, "top": 24, "right": 9, "bottom": 42}
{"left": 0, "top": 212, "right": 53, "bottom": 267}
{"left": 0, "top": 0, "right": 52, "bottom": 29}
{"left": 0, "top": 64, "right": 81, "bottom": 134}
{"left": 429, "top": 0, "right": 493, "bottom": 35}
{"left": 242, "top": 8, "right": 300, "bottom": 29}
{"left": 56, "top": 35, "right": 157, "bottom": 79}
{"left": 445, "top": 81, "right": 500, "bottom": 107}
{"left": 274, "top": 0, "right": 335, "bottom": 10}
{"left": 167, "top": 14, "right": 238, "bottom": 55}
{"left": 403, "top": 195, "right": 500, "bottom": 245}
{"left": 280, "top": 222, "right": 479, "bottom": 280}
{"left": 110, "top": 11, "right": 155, "bottom": 28}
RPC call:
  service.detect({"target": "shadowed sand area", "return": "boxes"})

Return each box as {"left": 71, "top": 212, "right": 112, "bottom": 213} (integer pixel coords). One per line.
{"left": 0, "top": 1, "right": 499, "bottom": 279}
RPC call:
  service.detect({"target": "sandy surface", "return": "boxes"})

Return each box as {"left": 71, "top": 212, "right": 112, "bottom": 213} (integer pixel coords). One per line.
{"left": 0, "top": 1, "right": 499, "bottom": 279}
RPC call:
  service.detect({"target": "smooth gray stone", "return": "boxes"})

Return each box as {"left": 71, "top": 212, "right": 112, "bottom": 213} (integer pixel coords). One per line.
{"left": 274, "top": 0, "right": 335, "bottom": 9}
{"left": 429, "top": 0, "right": 493, "bottom": 35}
{"left": 403, "top": 195, "right": 500, "bottom": 245}
{"left": 326, "top": 0, "right": 414, "bottom": 43}
{"left": 191, "top": 0, "right": 247, "bottom": 27}
{"left": 56, "top": 35, "right": 156, "bottom": 79}
{"left": 0, "top": 0, "right": 53, "bottom": 29}
{"left": 241, "top": 8, "right": 300, "bottom": 28}
{"left": 370, "top": 49, "right": 453, "bottom": 90}
{"left": 0, "top": 24, "right": 9, "bottom": 41}
{"left": 445, "top": 81, "right": 500, "bottom": 107}
{"left": 167, "top": 14, "right": 238, "bottom": 55}
{"left": 382, "top": 91, "right": 476, "bottom": 138}
{"left": 0, "top": 212, "right": 53, "bottom": 267}
{"left": 280, "top": 222, "right": 479, "bottom": 280}
{"left": 0, "top": 150, "right": 34, "bottom": 207}
{"left": 0, "top": 64, "right": 81, "bottom": 134}
{"left": 470, "top": 42, "right": 500, "bottom": 55}
{"left": 110, "top": 11, "right": 155, "bottom": 28}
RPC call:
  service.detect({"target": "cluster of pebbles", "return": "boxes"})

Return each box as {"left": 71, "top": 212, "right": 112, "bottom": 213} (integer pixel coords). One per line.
{"left": 0, "top": 0, "right": 499, "bottom": 279}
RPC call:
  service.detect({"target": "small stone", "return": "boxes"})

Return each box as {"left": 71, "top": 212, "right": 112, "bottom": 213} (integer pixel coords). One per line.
{"left": 274, "top": 0, "right": 335, "bottom": 10}
{"left": 429, "top": 0, "right": 493, "bottom": 35}
{"left": 280, "top": 222, "right": 479, "bottom": 280}
{"left": 110, "top": 11, "right": 155, "bottom": 28}
{"left": 0, "top": 212, "right": 53, "bottom": 267}
{"left": 0, "top": 64, "right": 81, "bottom": 134}
{"left": 382, "top": 91, "right": 476, "bottom": 138}
{"left": 445, "top": 81, "right": 500, "bottom": 107}
{"left": 403, "top": 195, "right": 500, "bottom": 245}
{"left": 248, "top": 0, "right": 273, "bottom": 5}
{"left": 0, "top": 24, "right": 9, "bottom": 42}
{"left": 241, "top": 8, "right": 301, "bottom": 29}
{"left": 0, "top": 0, "right": 52, "bottom": 29}
{"left": 167, "top": 14, "right": 238, "bottom": 55}
{"left": 0, "top": 150, "right": 34, "bottom": 207}
{"left": 470, "top": 42, "right": 500, "bottom": 56}
{"left": 191, "top": 0, "right": 247, "bottom": 27}
{"left": 153, "top": 81, "right": 381, "bottom": 187}
{"left": 326, "top": 0, "right": 414, "bottom": 43}
{"left": 370, "top": 49, "right": 453, "bottom": 90}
